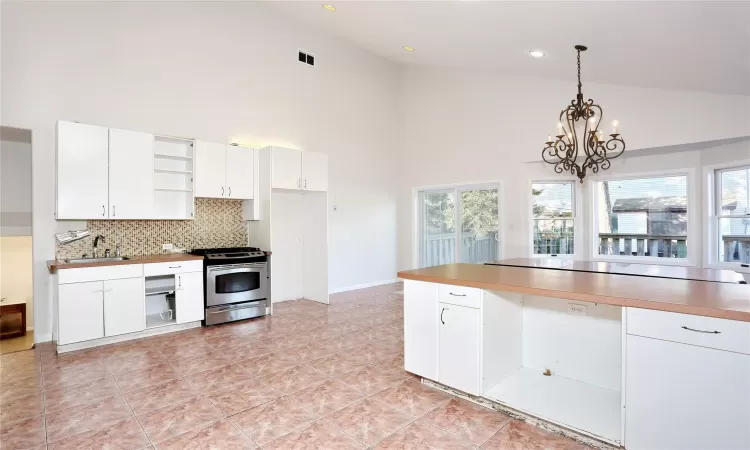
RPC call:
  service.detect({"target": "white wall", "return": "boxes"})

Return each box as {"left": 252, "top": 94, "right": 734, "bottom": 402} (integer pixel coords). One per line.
{"left": 396, "top": 67, "right": 750, "bottom": 270}
{"left": 1, "top": 2, "right": 400, "bottom": 341}
{"left": 1, "top": 133, "right": 32, "bottom": 236}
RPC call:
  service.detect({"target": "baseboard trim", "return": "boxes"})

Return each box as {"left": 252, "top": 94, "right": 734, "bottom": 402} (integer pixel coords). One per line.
{"left": 56, "top": 322, "right": 201, "bottom": 354}
{"left": 330, "top": 278, "right": 401, "bottom": 294}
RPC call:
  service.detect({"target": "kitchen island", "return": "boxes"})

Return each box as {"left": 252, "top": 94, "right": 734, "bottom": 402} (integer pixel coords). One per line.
{"left": 398, "top": 263, "right": 750, "bottom": 449}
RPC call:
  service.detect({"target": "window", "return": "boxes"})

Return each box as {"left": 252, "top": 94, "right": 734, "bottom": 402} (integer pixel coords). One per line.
{"left": 532, "top": 182, "right": 575, "bottom": 256}
{"left": 716, "top": 165, "right": 750, "bottom": 265}
{"left": 419, "top": 186, "right": 500, "bottom": 266}
{"left": 594, "top": 175, "right": 689, "bottom": 259}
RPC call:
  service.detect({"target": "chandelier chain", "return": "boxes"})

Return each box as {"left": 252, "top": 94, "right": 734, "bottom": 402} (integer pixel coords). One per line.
{"left": 577, "top": 48, "right": 582, "bottom": 97}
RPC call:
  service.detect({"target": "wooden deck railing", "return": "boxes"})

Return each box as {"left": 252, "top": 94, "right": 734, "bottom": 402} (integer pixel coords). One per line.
{"left": 723, "top": 235, "right": 750, "bottom": 264}
{"left": 598, "top": 233, "right": 688, "bottom": 258}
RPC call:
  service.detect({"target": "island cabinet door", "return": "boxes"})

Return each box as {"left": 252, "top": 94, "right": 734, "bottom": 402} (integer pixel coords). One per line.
{"left": 625, "top": 335, "right": 750, "bottom": 450}
{"left": 404, "top": 280, "right": 439, "bottom": 381}
{"left": 438, "top": 302, "right": 480, "bottom": 396}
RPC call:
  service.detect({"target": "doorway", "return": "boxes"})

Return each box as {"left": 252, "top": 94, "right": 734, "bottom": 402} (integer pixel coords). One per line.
{"left": 418, "top": 185, "right": 501, "bottom": 267}
{"left": 0, "top": 126, "right": 34, "bottom": 354}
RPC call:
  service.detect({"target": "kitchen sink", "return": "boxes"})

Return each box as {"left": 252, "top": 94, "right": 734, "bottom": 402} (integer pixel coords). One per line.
{"left": 64, "top": 257, "right": 130, "bottom": 263}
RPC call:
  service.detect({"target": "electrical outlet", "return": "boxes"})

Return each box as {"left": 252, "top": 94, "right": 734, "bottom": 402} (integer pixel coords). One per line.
{"left": 568, "top": 303, "right": 587, "bottom": 316}
{"left": 162, "top": 243, "right": 174, "bottom": 250}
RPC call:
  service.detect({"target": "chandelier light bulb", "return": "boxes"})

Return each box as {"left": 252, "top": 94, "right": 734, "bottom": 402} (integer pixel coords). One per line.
{"left": 557, "top": 122, "right": 563, "bottom": 135}
{"left": 547, "top": 134, "right": 553, "bottom": 143}
{"left": 612, "top": 120, "right": 619, "bottom": 134}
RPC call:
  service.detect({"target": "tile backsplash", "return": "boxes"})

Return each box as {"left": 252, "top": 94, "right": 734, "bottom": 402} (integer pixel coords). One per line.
{"left": 55, "top": 198, "right": 248, "bottom": 260}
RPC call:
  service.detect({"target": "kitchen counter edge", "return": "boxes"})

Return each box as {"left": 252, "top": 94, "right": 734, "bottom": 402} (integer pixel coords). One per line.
{"left": 47, "top": 253, "right": 204, "bottom": 273}
{"left": 398, "top": 263, "right": 750, "bottom": 323}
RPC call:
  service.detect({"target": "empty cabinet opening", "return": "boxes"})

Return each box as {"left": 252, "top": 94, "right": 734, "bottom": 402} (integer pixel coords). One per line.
{"left": 145, "top": 275, "right": 177, "bottom": 328}
{"left": 482, "top": 292, "right": 622, "bottom": 444}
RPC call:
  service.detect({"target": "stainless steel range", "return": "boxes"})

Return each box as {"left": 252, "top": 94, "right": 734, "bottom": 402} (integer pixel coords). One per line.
{"left": 189, "top": 247, "right": 270, "bottom": 325}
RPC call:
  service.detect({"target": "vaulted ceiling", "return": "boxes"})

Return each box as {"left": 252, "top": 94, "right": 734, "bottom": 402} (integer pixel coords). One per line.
{"left": 270, "top": 1, "right": 750, "bottom": 95}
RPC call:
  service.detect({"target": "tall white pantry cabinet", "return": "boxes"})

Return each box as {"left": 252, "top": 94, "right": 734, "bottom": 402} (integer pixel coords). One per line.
{"left": 247, "top": 146, "right": 329, "bottom": 305}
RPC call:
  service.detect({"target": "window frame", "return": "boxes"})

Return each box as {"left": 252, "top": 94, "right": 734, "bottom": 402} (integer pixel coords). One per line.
{"left": 704, "top": 159, "right": 750, "bottom": 273}
{"left": 413, "top": 182, "right": 503, "bottom": 268}
{"left": 588, "top": 168, "right": 698, "bottom": 266}
{"left": 529, "top": 179, "right": 582, "bottom": 259}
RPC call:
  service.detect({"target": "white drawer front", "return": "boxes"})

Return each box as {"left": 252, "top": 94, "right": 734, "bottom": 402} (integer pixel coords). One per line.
{"left": 58, "top": 264, "right": 143, "bottom": 284}
{"left": 143, "top": 260, "right": 203, "bottom": 276}
{"left": 438, "top": 284, "right": 481, "bottom": 309}
{"left": 627, "top": 307, "right": 750, "bottom": 355}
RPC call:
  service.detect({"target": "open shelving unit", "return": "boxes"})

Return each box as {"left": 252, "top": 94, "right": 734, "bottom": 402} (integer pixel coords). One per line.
{"left": 153, "top": 136, "right": 194, "bottom": 219}
{"left": 481, "top": 291, "right": 623, "bottom": 444}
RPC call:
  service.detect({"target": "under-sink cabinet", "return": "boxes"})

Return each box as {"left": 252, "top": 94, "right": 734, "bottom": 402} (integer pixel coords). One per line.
{"left": 402, "top": 279, "right": 750, "bottom": 448}
{"left": 54, "top": 261, "right": 205, "bottom": 350}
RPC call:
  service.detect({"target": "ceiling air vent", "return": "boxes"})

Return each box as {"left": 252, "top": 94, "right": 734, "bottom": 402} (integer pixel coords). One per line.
{"left": 298, "top": 50, "right": 315, "bottom": 67}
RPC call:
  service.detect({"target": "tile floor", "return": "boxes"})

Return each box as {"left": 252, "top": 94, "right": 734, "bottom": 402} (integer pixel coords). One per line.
{"left": 0, "top": 282, "right": 590, "bottom": 449}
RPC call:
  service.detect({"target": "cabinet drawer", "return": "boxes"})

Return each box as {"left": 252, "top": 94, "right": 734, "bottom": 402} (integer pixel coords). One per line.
{"left": 438, "top": 284, "right": 481, "bottom": 309}
{"left": 58, "top": 264, "right": 143, "bottom": 284}
{"left": 143, "top": 260, "right": 203, "bottom": 276}
{"left": 627, "top": 307, "right": 750, "bottom": 355}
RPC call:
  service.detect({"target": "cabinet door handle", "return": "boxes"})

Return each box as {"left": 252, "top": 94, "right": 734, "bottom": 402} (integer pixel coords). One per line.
{"left": 681, "top": 326, "right": 721, "bottom": 334}
{"left": 102, "top": 205, "right": 105, "bottom": 217}
{"left": 297, "top": 178, "right": 301, "bottom": 188}
{"left": 228, "top": 187, "right": 231, "bottom": 197}
{"left": 169, "top": 265, "right": 181, "bottom": 269}
{"left": 440, "top": 307, "right": 447, "bottom": 324}
{"left": 112, "top": 205, "right": 116, "bottom": 217}
{"left": 304, "top": 178, "right": 307, "bottom": 189}
{"left": 178, "top": 276, "right": 182, "bottom": 289}
{"left": 449, "top": 292, "right": 466, "bottom": 297}
{"left": 221, "top": 186, "right": 224, "bottom": 196}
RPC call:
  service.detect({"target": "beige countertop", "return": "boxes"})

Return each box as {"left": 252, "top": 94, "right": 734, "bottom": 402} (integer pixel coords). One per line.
{"left": 398, "top": 263, "right": 750, "bottom": 322}
{"left": 47, "top": 253, "right": 204, "bottom": 273}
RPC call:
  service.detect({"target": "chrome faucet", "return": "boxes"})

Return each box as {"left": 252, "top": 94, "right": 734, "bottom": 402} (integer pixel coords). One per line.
{"left": 93, "top": 235, "right": 106, "bottom": 258}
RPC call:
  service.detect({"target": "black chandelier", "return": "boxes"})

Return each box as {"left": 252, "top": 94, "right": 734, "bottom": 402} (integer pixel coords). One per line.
{"left": 542, "top": 45, "right": 625, "bottom": 182}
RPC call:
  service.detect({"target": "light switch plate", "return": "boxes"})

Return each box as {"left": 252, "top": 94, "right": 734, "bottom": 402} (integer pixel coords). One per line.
{"left": 162, "top": 243, "right": 174, "bottom": 250}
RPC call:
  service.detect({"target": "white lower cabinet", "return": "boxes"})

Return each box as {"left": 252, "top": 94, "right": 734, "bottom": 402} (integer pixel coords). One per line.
{"left": 103, "top": 278, "right": 145, "bottom": 337}
{"left": 404, "top": 280, "right": 482, "bottom": 395}
{"left": 175, "top": 272, "right": 205, "bottom": 323}
{"left": 439, "top": 302, "right": 481, "bottom": 395}
{"left": 58, "top": 281, "right": 105, "bottom": 345}
{"left": 625, "top": 335, "right": 750, "bottom": 450}
{"left": 404, "top": 280, "right": 439, "bottom": 381}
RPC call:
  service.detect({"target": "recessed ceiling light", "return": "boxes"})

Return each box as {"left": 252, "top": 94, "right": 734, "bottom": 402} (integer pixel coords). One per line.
{"left": 322, "top": 4, "right": 336, "bottom": 11}
{"left": 403, "top": 46, "right": 415, "bottom": 52}
{"left": 529, "top": 50, "right": 546, "bottom": 58}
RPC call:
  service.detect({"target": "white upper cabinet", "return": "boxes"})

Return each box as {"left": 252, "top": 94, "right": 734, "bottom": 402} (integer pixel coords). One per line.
{"left": 56, "top": 121, "right": 110, "bottom": 219}
{"left": 271, "top": 147, "right": 303, "bottom": 190}
{"left": 225, "top": 145, "right": 255, "bottom": 199}
{"left": 302, "top": 151, "right": 328, "bottom": 192}
{"left": 270, "top": 147, "right": 328, "bottom": 192}
{"left": 109, "top": 128, "right": 154, "bottom": 219}
{"left": 194, "top": 140, "right": 227, "bottom": 198}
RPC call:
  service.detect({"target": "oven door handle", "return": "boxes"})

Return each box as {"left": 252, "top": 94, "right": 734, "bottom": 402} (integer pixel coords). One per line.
{"left": 208, "top": 267, "right": 261, "bottom": 274}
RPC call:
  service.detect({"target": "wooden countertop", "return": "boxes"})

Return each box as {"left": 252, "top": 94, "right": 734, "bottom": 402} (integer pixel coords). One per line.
{"left": 486, "top": 258, "right": 747, "bottom": 284}
{"left": 47, "top": 253, "right": 204, "bottom": 273}
{"left": 398, "top": 264, "right": 750, "bottom": 322}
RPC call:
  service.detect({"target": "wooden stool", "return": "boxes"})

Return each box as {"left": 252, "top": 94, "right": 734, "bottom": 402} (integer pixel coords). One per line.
{"left": 0, "top": 299, "right": 27, "bottom": 339}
